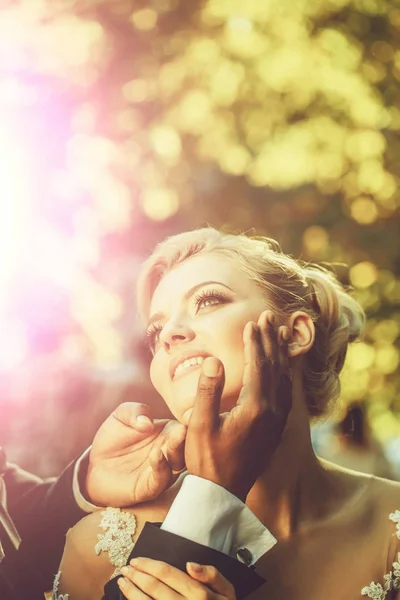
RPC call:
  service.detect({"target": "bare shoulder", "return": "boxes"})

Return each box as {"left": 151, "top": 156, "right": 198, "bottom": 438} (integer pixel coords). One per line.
{"left": 56, "top": 500, "right": 173, "bottom": 599}
{"left": 365, "top": 475, "right": 400, "bottom": 560}
{"left": 369, "top": 474, "right": 400, "bottom": 513}
{"left": 65, "top": 498, "right": 171, "bottom": 566}
{"left": 320, "top": 460, "right": 400, "bottom": 526}
{"left": 322, "top": 459, "right": 400, "bottom": 501}
{"left": 336, "top": 466, "right": 400, "bottom": 531}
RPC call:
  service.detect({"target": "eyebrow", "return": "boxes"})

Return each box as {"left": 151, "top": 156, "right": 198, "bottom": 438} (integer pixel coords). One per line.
{"left": 146, "top": 281, "right": 235, "bottom": 329}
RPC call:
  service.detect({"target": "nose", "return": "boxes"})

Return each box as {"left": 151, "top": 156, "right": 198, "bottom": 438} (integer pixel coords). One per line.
{"left": 159, "top": 319, "right": 195, "bottom": 351}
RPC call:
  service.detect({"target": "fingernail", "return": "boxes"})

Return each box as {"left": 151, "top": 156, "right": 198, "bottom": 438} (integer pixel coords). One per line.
{"left": 187, "top": 562, "right": 204, "bottom": 573}
{"left": 117, "top": 577, "right": 126, "bottom": 587}
{"left": 282, "top": 328, "right": 290, "bottom": 342}
{"left": 202, "top": 357, "right": 219, "bottom": 377}
{"left": 130, "top": 558, "right": 139, "bottom": 566}
{"left": 120, "top": 566, "right": 129, "bottom": 575}
{"left": 136, "top": 415, "right": 152, "bottom": 426}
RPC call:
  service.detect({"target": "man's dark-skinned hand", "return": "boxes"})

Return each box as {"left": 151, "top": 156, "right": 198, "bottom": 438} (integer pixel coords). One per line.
{"left": 86, "top": 402, "right": 186, "bottom": 507}
{"left": 184, "top": 310, "right": 293, "bottom": 502}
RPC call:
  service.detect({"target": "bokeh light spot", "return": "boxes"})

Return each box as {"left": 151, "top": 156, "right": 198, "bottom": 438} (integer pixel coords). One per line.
{"left": 349, "top": 262, "right": 378, "bottom": 288}
{"left": 350, "top": 196, "right": 379, "bottom": 224}
{"left": 123, "top": 79, "right": 150, "bottom": 103}
{"left": 93, "top": 175, "right": 133, "bottom": 232}
{"left": 130, "top": 9, "right": 158, "bottom": 31}
{"left": 0, "top": 319, "right": 28, "bottom": 371}
{"left": 141, "top": 188, "right": 180, "bottom": 221}
{"left": 219, "top": 145, "right": 250, "bottom": 175}
{"left": 177, "top": 90, "right": 213, "bottom": 134}
{"left": 371, "top": 320, "right": 399, "bottom": 343}
{"left": 150, "top": 126, "right": 182, "bottom": 160}
{"left": 302, "top": 226, "right": 329, "bottom": 257}
{"left": 371, "top": 40, "right": 394, "bottom": 62}
{"left": 227, "top": 17, "right": 254, "bottom": 32}
{"left": 346, "top": 342, "right": 376, "bottom": 371}
{"left": 0, "top": 123, "right": 32, "bottom": 292}
{"left": 375, "top": 344, "right": 400, "bottom": 374}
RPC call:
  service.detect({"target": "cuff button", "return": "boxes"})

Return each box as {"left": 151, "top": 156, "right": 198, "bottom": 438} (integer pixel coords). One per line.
{"left": 236, "top": 547, "right": 252, "bottom": 566}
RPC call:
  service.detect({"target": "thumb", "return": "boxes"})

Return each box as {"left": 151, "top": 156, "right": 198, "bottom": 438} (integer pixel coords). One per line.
{"left": 186, "top": 563, "right": 235, "bottom": 599}
{"left": 190, "top": 357, "right": 225, "bottom": 433}
{"left": 112, "top": 402, "right": 154, "bottom": 433}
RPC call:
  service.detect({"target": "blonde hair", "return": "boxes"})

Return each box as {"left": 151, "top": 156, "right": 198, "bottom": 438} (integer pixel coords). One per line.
{"left": 137, "top": 227, "right": 365, "bottom": 418}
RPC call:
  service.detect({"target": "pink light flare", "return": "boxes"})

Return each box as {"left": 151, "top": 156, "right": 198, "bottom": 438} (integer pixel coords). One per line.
{"left": 0, "top": 119, "right": 33, "bottom": 306}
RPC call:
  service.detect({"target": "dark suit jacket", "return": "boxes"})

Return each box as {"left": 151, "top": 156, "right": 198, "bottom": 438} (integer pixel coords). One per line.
{"left": 0, "top": 455, "right": 86, "bottom": 600}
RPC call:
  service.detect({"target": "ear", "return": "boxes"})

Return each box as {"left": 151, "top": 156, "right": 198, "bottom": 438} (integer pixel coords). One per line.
{"left": 287, "top": 311, "right": 315, "bottom": 357}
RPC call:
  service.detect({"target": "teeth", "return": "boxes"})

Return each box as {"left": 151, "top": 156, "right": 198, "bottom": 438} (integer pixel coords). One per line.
{"left": 174, "top": 356, "right": 205, "bottom": 378}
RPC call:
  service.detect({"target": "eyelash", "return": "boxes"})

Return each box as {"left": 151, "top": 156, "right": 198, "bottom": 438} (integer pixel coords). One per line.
{"left": 145, "top": 289, "right": 228, "bottom": 350}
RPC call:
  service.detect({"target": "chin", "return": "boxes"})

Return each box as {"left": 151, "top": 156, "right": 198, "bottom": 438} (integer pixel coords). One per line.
{"left": 165, "top": 390, "right": 197, "bottom": 424}
{"left": 165, "top": 374, "right": 241, "bottom": 422}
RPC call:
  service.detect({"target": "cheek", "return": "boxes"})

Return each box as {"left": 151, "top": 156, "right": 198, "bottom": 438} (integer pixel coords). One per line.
{"left": 149, "top": 357, "right": 164, "bottom": 396}
{"left": 217, "top": 312, "right": 261, "bottom": 394}
{"left": 150, "top": 356, "right": 182, "bottom": 413}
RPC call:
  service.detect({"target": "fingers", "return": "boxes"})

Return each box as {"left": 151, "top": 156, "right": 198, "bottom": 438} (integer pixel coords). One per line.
{"left": 187, "top": 563, "right": 236, "bottom": 599}
{"left": 118, "top": 560, "right": 236, "bottom": 599}
{"left": 257, "top": 311, "right": 290, "bottom": 376}
{"left": 120, "top": 558, "right": 216, "bottom": 599}
{"left": 117, "top": 573, "right": 151, "bottom": 599}
{"left": 257, "top": 311, "right": 279, "bottom": 366}
{"left": 240, "top": 321, "right": 263, "bottom": 402}
{"left": 277, "top": 327, "right": 293, "bottom": 420}
{"left": 277, "top": 325, "right": 291, "bottom": 376}
{"left": 257, "top": 312, "right": 282, "bottom": 409}
{"left": 148, "top": 447, "right": 174, "bottom": 493}
{"left": 240, "top": 313, "right": 292, "bottom": 414}
{"left": 113, "top": 402, "right": 155, "bottom": 433}
{"left": 190, "top": 357, "right": 225, "bottom": 433}
{"left": 119, "top": 564, "right": 178, "bottom": 600}
{"left": 162, "top": 422, "right": 187, "bottom": 472}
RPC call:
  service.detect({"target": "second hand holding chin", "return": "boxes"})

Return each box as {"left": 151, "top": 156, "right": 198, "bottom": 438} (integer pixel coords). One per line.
{"left": 184, "top": 310, "right": 293, "bottom": 502}
{"left": 85, "top": 403, "right": 187, "bottom": 507}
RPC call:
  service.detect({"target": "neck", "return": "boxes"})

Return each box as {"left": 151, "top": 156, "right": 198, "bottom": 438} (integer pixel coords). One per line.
{"left": 245, "top": 369, "right": 342, "bottom": 540}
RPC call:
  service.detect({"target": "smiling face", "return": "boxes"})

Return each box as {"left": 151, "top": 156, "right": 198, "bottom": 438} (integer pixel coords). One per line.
{"left": 147, "top": 253, "right": 270, "bottom": 424}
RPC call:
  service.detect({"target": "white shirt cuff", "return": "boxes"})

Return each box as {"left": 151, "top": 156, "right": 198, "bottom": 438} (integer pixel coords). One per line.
{"left": 161, "top": 475, "right": 276, "bottom": 565}
{"left": 72, "top": 447, "right": 100, "bottom": 513}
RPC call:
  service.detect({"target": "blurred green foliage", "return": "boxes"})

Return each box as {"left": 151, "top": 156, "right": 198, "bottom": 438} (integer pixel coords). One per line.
{"left": 0, "top": 0, "right": 399, "bottom": 472}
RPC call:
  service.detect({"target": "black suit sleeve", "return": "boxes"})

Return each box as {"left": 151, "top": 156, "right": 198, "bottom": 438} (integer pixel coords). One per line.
{"left": 4, "top": 460, "right": 87, "bottom": 591}
{"left": 104, "top": 523, "right": 266, "bottom": 600}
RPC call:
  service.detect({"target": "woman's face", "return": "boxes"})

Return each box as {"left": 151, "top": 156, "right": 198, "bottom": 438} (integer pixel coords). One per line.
{"left": 147, "top": 253, "right": 270, "bottom": 424}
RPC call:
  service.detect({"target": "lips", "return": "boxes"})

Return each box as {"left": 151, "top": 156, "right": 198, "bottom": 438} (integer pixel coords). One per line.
{"left": 169, "top": 350, "right": 212, "bottom": 380}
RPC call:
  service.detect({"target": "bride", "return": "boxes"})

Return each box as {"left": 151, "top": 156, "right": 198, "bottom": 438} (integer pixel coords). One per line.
{"left": 53, "top": 227, "right": 400, "bottom": 600}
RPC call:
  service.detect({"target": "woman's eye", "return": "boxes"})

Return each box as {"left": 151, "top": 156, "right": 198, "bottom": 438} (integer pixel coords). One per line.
{"left": 199, "top": 297, "right": 219, "bottom": 309}
{"left": 146, "top": 325, "right": 163, "bottom": 350}
{"left": 194, "top": 290, "right": 227, "bottom": 312}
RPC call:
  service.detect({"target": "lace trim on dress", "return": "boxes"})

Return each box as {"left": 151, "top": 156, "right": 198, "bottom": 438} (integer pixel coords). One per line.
{"left": 361, "top": 511, "right": 400, "bottom": 599}
{"left": 94, "top": 507, "right": 137, "bottom": 579}
{"left": 52, "top": 571, "right": 69, "bottom": 600}
{"left": 390, "top": 511, "right": 400, "bottom": 539}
